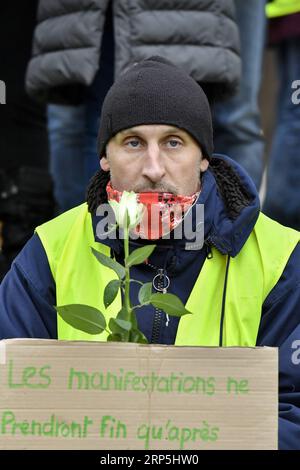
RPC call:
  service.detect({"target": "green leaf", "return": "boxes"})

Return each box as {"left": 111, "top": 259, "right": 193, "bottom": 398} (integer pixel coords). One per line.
{"left": 107, "top": 333, "right": 123, "bottom": 342}
{"left": 116, "top": 307, "right": 138, "bottom": 330}
{"left": 104, "top": 280, "right": 121, "bottom": 308}
{"left": 109, "top": 317, "right": 132, "bottom": 334}
{"left": 130, "top": 329, "right": 148, "bottom": 344}
{"left": 91, "top": 247, "right": 125, "bottom": 279}
{"left": 149, "top": 293, "right": 192, "bottom": 317}
{"left": 116, "top": 307, "right": 130, "bottom": 322}
{"left": 55, "top": 304, "right": 106, "bottom": 335}
{"left": 126, "top": 245, "right": 156, "bottom": 267}
{"left": 138, "top": 282, "right": 152, "bottom": 305}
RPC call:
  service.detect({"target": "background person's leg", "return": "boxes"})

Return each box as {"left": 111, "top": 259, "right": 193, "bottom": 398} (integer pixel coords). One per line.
{"left": 49, "top": 0, "right": 115, "bottom": 212}
{"left": 84, "top": 0, "right": 115, "bottom": 186}
{"left": 48, "top": 104, "right": 86, "bottom": 213}
{"left": 213, "top": 0, "right": 267, "bottom": 190}
{"left": 84, "top": 56, "right": 114, "bottom": 186}
{"left": 263, "top": 38, "right": 300, "bottom": 230}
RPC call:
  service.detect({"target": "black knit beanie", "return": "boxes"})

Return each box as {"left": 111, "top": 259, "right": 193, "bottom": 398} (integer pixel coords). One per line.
{"left": 97, "top": 56, "right": 213, "bottom": 159}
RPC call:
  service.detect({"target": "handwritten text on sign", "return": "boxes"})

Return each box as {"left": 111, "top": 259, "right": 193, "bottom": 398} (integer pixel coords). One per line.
{"left": 0, "top": 340, "right": 278, "bottom": 449}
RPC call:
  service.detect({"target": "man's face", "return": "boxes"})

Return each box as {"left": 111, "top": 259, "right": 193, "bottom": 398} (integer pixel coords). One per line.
{"left": 100, "top": 125, "right": 209, "bottom": 196}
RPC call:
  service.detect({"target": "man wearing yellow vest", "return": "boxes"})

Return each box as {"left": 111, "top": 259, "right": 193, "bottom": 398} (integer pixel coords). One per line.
{"left": 1, "top": 57, "right": 300, "bottom": 449}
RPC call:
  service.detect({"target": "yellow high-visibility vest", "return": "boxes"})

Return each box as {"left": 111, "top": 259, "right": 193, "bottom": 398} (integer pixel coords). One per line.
{"left": 36, "top": 203, "right": 300, "bottom": 346}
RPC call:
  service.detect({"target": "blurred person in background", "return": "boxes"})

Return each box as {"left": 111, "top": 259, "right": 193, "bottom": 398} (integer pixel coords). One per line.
{"left": 46, "top": 1, "right": 115, "bottom": 213}
{"left": 0, "top": 1, "right": 54, "bottom": 281}
{"left": 213, "top": 0, "right": 267, "bottom": 190}
{"left": 26, "top": 0, "right": 242, "bottom": 213}
{"left": 263, "top": 0, "right": 300, "bottom": 229}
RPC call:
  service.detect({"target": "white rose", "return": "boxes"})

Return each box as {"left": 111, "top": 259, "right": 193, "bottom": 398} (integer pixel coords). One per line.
{"left": 109, "top": 191, "right": 144, "bottom": 229}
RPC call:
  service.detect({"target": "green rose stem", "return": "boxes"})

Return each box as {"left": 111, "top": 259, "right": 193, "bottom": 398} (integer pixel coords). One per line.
{"left": 124, "top": 220, "right": 131, "bottom": 312}
{"left": 123, "top": 212, "right": 134, "bottom": 342}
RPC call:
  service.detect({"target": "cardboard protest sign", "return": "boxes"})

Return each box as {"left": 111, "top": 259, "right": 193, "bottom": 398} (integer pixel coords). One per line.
{"left": 0, "top": 339, "right": 278, "bottom": 449}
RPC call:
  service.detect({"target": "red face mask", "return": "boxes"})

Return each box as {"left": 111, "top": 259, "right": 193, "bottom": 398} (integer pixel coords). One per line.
{"left": 106, "top": 181, "right": 200, "bottom": 240}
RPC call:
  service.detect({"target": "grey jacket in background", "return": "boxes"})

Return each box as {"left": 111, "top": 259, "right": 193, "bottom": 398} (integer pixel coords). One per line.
{"left": 26, "top": 0, "right": 241, "bottom": 104}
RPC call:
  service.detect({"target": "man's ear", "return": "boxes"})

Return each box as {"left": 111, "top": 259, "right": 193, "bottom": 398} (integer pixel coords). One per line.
{"left": 200, "top": 157, "right": 209, "bottom": 173}
{"left": 100, "top": 155, "right": 110, "bottom": 171}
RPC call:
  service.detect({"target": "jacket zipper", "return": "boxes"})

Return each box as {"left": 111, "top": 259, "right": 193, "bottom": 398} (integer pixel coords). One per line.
{"left": 150, "top": 240, "right": 215, "bottom": 343}
{"left": 148, "top": 266, "right": 170, "bottom": 344}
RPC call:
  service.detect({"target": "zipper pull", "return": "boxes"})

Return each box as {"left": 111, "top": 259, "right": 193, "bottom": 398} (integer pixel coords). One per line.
{"left": 160, "top": 269, "right": 168, "bottom": 294}
{"left": 152, "top": 268, "right": 170, "bottom": 326}
{"left": 153, "top": 269, "right": 170, "bottom": 292}
{"left": 158, "top": 268, "right": 164, "bottom": 278}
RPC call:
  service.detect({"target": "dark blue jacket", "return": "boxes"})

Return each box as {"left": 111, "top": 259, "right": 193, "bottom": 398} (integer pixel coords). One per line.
{"left": 1, "top": 155, "right": 300, "bottom": 449}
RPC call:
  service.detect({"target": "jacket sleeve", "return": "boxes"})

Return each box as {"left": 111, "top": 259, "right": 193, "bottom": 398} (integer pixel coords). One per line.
{"left": 0, "top": 234, "right": 57, "bottom": 339}
{"left": 277, "top": 323, "right": 300, "bottom": 450}
{"left": 258, "top": 243, "right": 300, "bottom": 449}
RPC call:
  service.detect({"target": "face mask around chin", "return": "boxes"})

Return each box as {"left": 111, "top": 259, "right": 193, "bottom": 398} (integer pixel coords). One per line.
{"left": 106, "top": 181, "right": 199, "bottom": 240}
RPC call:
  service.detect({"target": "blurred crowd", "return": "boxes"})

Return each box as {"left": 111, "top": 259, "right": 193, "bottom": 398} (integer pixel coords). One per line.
{"left": 0, "top": 0, "right": 300, "bottom": 280}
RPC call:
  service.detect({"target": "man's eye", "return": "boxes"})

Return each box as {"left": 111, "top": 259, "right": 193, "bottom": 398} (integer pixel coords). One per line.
{"left": 126, "top": 139, "right": 141, "bottom": 148}
{"left": 167, "top": 139, "right": 181, "bottom": 148}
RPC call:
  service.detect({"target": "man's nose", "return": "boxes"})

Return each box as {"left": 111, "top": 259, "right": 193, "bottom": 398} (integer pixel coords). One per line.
{"left": 141, "top": 143, "right": 166, "bottom": 182}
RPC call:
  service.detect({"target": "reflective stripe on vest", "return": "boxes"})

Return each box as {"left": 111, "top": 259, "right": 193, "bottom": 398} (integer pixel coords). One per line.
{"left": 266, "top": 0, "right": 300, "bottom": 18}
{"left": 36, "top": 203, "right": 300, "bottom": 346}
